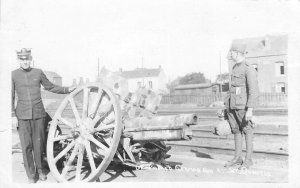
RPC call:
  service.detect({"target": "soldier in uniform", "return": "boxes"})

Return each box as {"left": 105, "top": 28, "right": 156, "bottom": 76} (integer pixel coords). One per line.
{"left": 11, "top": 48, "right": 76, "bottom": 183}
{"left": 224, "top": 43, "right": 259, "bottom": 169}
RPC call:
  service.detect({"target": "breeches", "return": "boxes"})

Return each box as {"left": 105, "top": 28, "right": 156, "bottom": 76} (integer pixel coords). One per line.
{"left": 227, "top": 109, "right": 253, "bottom": 134}
{"left": 18, "top": 118, "right": 46, "bottom": 179}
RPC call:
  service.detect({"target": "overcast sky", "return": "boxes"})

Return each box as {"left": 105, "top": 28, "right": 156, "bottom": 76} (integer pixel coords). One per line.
{"left": 1, "top": 0, "right": 300, "bottom": 85}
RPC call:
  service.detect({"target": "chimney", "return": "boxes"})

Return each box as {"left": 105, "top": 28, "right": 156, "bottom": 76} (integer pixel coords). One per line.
{"left": 158, "top": 65, "right": 162, "bottom": 69}
{"left": 119, "top": 68, "right": 123, "bottom": 72}
{"left": 79, "top": 77, "right": 84, "bottom": 85}
{"left": 72, "top": 79, "right": 77, "bottom": 87}
{"left": 262, "top": 35, "right": 271, "bottom": 51}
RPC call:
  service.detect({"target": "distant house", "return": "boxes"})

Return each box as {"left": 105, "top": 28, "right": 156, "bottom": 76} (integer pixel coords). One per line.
{"left": 228, "top": 34, "right": 288, "bottom": 93}
{"left": 117, "top": 66, "right": 168, "bottom": 93}
{"left": 173, "top": 83, "right": 220, "bottom": 95}
{"left": 44, "top": 71, "right": 62, "bottom": 86}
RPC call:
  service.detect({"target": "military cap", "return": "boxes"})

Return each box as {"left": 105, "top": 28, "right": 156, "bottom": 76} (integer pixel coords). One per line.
{"left": 230, "top": 43, "right": 248, "bottom": 54}
{"left": 17, "top": 48, "right": 32, "bottom": 60}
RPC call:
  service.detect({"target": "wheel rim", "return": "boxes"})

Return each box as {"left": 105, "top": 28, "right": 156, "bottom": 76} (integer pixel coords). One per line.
{"left": 47, "top": 83, "right": 123, "bottom": 182}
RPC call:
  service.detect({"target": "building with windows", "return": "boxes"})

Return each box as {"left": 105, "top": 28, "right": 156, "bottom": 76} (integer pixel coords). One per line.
{"left": 116, "top": 66, "right": 168, "bottom": 93}
{"left": 228, "top": 34, "right": 288, "bottom": 93}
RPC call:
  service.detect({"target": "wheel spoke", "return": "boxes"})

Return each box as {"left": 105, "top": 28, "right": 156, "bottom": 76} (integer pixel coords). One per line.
{"left": 61, "top": 163, "right": 71, "bottom": 179}
{"left": 51, "top": 134, "right": 73, "bottom": 142}
{"left": 98, "top": 111, "right": 116, "bottom": 126}
{"left": 102, "top": 114, "right": 115, "bottom": 125}
{"left": 58, "top": 116, "right": 75, "bottom": 128}
{"left": 61, "top": 143, "right": 79, "bottom": 177}
{"left": 91, "top": 103, "right": 113, "bottom": 125}
{"left": 75, "top": 147, "right": 84, "bottom": 181}
{"left": 54, "top": 141, "right": 75, "bottom": 163}
{"left": 87, "top": 135, "right": 109, "bottom": 153}
{"left": 89, "top": 89, "right": 103, "bottom": 118}
{"left": 84, "top": 140, "right": 96, "bottom": 172}
{"left": 82, "top": 88, "right": 89, "bottom": 119}
{"left": 69, "top": 98, "right": 81, "bottom": 125}
{"left": 94, "top": 124, "right": 115, "bottom": 132}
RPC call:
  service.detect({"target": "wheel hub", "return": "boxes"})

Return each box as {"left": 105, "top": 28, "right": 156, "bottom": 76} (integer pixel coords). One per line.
{"left": 71, "top": 119, "right": 96, "bottom": 143}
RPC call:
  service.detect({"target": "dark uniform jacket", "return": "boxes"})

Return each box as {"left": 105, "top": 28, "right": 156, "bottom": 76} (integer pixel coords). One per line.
{"left": 225, "top": 61, "right": 259, "bottom": 110}
{"left": 12, "top": 68, "right": 69, "bottom": 120}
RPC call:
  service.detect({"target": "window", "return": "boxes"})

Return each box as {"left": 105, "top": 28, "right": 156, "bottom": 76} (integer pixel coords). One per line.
{"left": 275, "top": 62, "right": 285, "bottom": 76}
{"left": 252, "top": 64, "right": 258, "bottom": 71}
{"left": 149, "top": 81, "right": 153, "bottom": 89}
{"left": 280, "top": 66, "right": 284, "bottom": 75}
{"left": 276, "top": 82, "right": 286, "bottom": 93}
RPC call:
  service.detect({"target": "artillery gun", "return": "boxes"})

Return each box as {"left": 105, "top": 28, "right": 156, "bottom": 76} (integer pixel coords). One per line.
{"left": 46, "top": 70, "right": 197, "bottom": 182}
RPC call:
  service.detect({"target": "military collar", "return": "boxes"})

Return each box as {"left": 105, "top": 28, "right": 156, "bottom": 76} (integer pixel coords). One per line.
{"left": 234, "top": 60, "right": 246, "bottom": 67}
{"left": 19, "top": 67, "right": 32, "bottom": 72}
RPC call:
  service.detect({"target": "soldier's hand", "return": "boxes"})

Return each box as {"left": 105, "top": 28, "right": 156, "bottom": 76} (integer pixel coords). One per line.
{"left": 68, "top": 86, "right": 76, "bottom": 93}
{"left": 245, "top": 108, "right": 253, "bottom": 121}
{"left": 12, "top": 117, "right": 18, "bottom": 129}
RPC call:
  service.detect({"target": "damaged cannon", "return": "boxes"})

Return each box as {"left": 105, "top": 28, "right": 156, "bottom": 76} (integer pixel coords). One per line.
{"left": 46, "top": 69, "right": 197, "bottom": 182}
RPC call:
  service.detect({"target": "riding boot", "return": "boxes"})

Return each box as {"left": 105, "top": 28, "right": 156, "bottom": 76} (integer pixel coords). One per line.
{"left": 239, "top": 129, "right": 254, "bottom": 169}
{"left": 224, "top": 133, "right": 243, "bottom": 167}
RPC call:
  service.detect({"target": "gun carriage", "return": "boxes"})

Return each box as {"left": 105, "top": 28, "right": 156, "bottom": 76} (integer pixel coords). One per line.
{"left": 46, "top": 71, "right": 197, "bottom": 182}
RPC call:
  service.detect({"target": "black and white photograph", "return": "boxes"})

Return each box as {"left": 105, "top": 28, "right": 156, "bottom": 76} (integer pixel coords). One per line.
{"left": 1, "top": 0, "right": 300, "bottom": 187}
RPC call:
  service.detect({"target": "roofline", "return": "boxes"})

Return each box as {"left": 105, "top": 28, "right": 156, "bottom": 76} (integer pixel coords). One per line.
{"left": 122, "top": 75, "right": 160, "bottom": 79}
{"left": 174, "top": 83, "right": 219, "bottom": 90}
{"left": 245, "top": 53, "right": 288, "bottom": 59}
{"left": 228, "top": 53, "right": 288, "bottom": 60}
{"left": 232, "top": 34, "right": 288, "bottom": 41}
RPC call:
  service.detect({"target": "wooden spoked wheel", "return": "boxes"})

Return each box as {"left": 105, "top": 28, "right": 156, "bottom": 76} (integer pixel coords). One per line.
{"left": 47, "top": 83, "right": 123, "bottom": 182}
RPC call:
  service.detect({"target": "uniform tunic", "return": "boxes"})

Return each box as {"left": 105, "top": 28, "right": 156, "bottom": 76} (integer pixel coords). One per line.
{"left": 225, "top": 61, "right": 259, "bottom": 133}
{"left": 12, "top": 68, "right": 69, "bottom": 119}
{"left": 11, "top": 67, "right": 70, "bottom": 180}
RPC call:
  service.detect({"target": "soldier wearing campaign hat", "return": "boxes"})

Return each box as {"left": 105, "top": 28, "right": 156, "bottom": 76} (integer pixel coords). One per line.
{"left": 223, "top": 43, "right": 259, "bottom": 169}
{"left": 12, "top": 48, "right": 76, "bottom": 183}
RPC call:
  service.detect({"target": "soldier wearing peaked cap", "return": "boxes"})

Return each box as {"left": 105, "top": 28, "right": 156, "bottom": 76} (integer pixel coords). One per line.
{"left": 223, "top": 43, "right": 259, "bottom": 169}
{"left": 12, "top": 48, "right": 76, "bottom": 183}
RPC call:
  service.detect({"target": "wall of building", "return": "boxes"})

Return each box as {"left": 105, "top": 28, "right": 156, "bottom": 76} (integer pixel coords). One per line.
{"left": 173, "top": 87, "right": 214, "bottom": 95}
{"left": 126, "top": 70, "right": 168, "bottom": 93}
{"left": 127, "top": 77, "right": 156, "bottom": 92}
{"left": 228, "top": 55, "right": 288, "bottom": 93}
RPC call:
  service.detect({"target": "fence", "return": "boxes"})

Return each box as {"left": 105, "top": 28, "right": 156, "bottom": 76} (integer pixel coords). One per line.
{"left": 161, "top": 93, "right": 287, "bottom": 107}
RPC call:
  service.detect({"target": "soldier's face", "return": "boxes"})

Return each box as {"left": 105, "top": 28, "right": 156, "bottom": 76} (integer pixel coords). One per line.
{"left": 18, "top": 57, "right": 31, "bottom": 69}
{"left": 230, "top": 51, "right": 244, "bottom": 63}
{"left": 230, "top": 50, "right": 238, "bottom": 61}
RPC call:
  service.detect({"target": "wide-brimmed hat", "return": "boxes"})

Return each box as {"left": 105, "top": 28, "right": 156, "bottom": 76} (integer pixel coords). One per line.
{"left": 17, "top": 48, "right": 32, "bottom": 60}
{"left": 230, "top": 43, "right": 248, "bottom": 54}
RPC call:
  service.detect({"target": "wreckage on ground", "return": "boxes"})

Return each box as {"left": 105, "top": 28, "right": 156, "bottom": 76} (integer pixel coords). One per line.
{"left": 46, "top": 69, "right": 197, "bottom": 182}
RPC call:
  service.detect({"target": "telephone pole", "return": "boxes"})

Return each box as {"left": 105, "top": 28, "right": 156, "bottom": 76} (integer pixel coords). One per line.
{"left": 142, "top": 56, "right": 145, "bottom": 86}
{"left": 97, "top": 57, "right": 100, "bottom": 77}
{"left": 219, "top": 52, "right": 222, "bottom": 93}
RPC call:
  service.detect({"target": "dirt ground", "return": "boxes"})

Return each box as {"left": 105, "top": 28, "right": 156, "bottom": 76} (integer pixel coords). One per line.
{"left": 9, "top": 120, "right": 288, "bottom": 184}
{"left": 11, "top": 146, "right": 288, "bottom": 184}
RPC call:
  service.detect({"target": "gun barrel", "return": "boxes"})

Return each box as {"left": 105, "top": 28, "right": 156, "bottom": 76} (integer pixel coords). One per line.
{"left": 123, "top": 114, "right": 197, "bottom": 141}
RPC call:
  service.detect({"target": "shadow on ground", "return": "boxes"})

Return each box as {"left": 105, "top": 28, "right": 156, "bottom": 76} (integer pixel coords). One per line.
{"left": 190, "top": 149, "right": 213, "bottom": 159}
